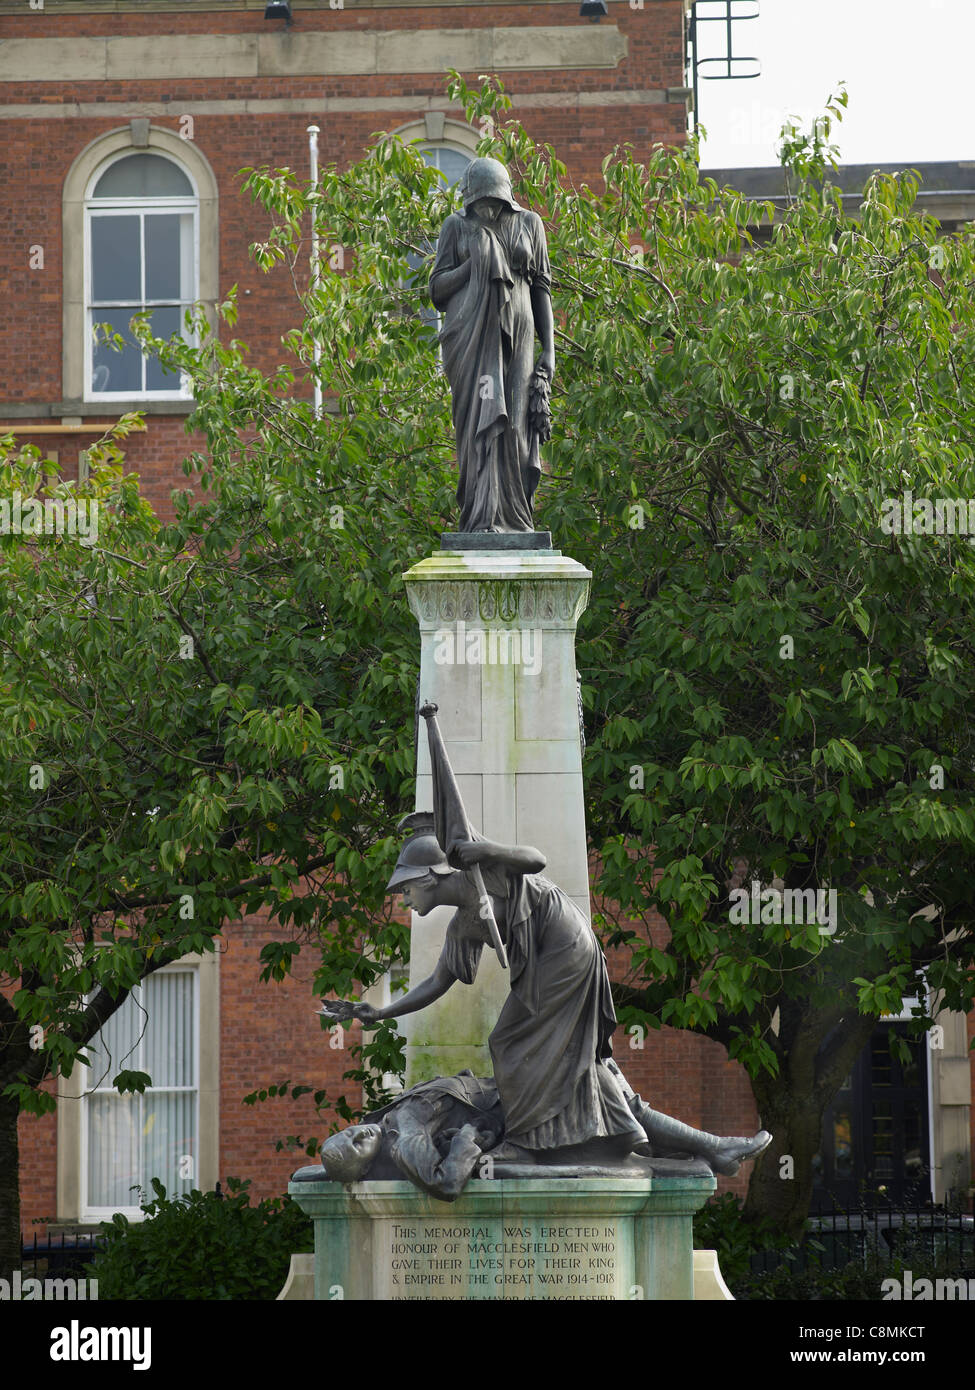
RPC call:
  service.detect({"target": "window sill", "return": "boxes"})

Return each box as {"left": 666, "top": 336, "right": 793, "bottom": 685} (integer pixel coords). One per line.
{"left": 43, "top": 1222, "right": 108, "bottom": 1237}
{"left": 78, "top": 399, "right": 197, "bottom": 416}
{"left": 80, "top": 1209, "right": 148, "bottom": 1225}
{"left": 0, "top": 400, "right": 196, "bottom": 419}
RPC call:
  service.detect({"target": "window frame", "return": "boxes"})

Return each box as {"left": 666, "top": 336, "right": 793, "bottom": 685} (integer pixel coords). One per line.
{"left": 56, "top": 950, "right": 219, "bottom": 1225}
{"left": 62, "top": 124, "right": 219, "bottom": 413}
{"left": 83, "top": 150, "right": 199, "bottom": 404}
{"left": 78, "top": 964, "right": 201, "bottom": 1223}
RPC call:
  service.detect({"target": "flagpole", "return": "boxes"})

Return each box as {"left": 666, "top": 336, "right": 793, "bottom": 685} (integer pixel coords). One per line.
{"left": 419, "top": 702, "right": 508, "bottom": 970}
{"left": 307, "top": 123, "right": 322, "bottom": 421}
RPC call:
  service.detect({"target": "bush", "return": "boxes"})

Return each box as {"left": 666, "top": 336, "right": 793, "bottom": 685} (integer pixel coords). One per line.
{"left": 735, "top": 1244, "right": 975, "bottom": 1301}
{"left": 735, "top": 1247, "right": 893, "bottom": 1301}
{"left": 693, "top": 1191, "right": 795, "bottom": 1284}
{"left": 89, "top": 1177, "right": 313, "bottom": 1300}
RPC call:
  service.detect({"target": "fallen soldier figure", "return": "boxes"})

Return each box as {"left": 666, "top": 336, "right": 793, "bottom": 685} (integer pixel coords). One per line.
{"left": 292, "top": 1066, "right": 771, "bottom": 1201}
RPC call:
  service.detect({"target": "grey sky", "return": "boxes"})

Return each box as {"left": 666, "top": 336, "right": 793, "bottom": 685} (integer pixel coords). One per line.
{"left": 696, "top": 0, "right": 975, "bottom": 169}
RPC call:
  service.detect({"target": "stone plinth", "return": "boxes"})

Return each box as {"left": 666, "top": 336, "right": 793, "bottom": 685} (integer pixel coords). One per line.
{"left": 439, "top": 531, "right": 553, "bottom": 550}
{"left": 288, "top": 1174, "right": 715, "bottom": 1301}
{"left": 401, "top": 549, "right": 592, "bottom": 1083}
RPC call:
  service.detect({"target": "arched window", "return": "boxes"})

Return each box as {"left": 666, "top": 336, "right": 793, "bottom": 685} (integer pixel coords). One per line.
{"left": 63, "top": 125, "right": 219, "bottom": 410}
{"left": 419, "top": 144, "right": 472, "bottom": 189}
{"left": 85, "top": 152, "right": 197, "bottom": 399}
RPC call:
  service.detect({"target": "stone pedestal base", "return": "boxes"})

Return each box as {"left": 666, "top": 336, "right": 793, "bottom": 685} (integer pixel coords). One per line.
{"left": 288, "top": 1173, "right": 715, "bottom": 1301}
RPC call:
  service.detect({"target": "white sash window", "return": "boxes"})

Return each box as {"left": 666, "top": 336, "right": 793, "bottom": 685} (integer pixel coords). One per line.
{"left": 85, "top": 152, "right": 197, "bottom": 400}
{"left": 81, "top": 967, "right": 199, "bottom": 1219}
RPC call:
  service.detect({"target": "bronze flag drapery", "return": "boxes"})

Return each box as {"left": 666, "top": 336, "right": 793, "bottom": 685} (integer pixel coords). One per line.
{"left": 419, "top": 701, "right": 508, "bottom": 969}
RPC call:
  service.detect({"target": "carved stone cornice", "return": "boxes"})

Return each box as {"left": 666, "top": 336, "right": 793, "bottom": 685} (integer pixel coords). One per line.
{"left": 403, "top": 552, "right": 591, "bottom": 629}
{"left": 407, "top": 575, "right": 589, "bottom": 628}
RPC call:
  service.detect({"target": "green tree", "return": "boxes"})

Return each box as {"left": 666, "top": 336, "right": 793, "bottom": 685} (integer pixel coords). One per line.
{"left": 0, "top": 401, "right": 427, "bottom": 1273}
{"left": 229, "top": 75, "right": 975, "bottom": 1236}
{"left": 3, "top": 74, "right": 974, "bottom": 1274}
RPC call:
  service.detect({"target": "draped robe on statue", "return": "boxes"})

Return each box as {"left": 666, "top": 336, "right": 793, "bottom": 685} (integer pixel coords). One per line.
{"left": 435, "top": 863, "right": 646, "bottom": 1152}
{"left": 430, "top": 207, "right": 551, "bottom": 533}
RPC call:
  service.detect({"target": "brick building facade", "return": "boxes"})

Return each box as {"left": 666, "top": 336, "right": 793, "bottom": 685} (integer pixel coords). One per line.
{"left": 1, "top": 0, "right": 689, "bottom": 510}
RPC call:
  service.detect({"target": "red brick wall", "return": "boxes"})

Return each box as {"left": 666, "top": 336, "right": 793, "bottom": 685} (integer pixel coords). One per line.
{"left": 217, "top": 910, "right": 364, "bottom": 1203}
{"left": 17, "top": 1087, "right": 58, "bottom": 1237}
{"left": 2, "top": 3, "right": 687, "bottom": 514}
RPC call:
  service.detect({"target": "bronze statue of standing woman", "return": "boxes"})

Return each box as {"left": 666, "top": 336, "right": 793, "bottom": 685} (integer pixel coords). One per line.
{"left": 430, "top": 158, "right": 555, "bottom": 534}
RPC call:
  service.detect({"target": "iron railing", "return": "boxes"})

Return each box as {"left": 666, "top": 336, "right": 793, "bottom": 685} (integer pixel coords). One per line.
{"left": 748, "top": 1189, "right": 975, "bottom": 1276}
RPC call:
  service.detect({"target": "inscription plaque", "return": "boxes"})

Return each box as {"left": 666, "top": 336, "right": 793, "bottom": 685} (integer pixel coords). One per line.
{"left": 382, "top": 1219, "right": 623, "bottom": 1300}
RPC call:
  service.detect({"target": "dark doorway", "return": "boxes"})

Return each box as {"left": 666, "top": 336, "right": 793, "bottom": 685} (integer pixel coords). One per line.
{"left": 813, "top": 1022, "right": 930, "bottom": 1206}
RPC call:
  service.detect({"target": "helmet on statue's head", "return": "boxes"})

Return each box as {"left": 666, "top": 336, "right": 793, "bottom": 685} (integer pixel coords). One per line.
{"left": 384, "top": 812, "right": 453, "bottom": 892}
{"left": 461, "top": 157, "right": 522, "bottom": 213}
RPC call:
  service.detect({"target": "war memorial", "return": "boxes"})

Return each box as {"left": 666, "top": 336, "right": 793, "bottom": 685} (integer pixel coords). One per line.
{"left": 289, "top": 157, "right": 770, "bottom": 1301}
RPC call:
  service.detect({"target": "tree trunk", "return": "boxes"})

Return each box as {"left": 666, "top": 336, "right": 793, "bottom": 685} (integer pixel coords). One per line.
{"left": 741, "top": 1073, "right": 829, "bottom": 1239}
{"left": 742, "top": 1010, "right": 878, "bottom": 1239}
{"left": 0, "top": 1096, "right": 21, "bottom": 1282}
